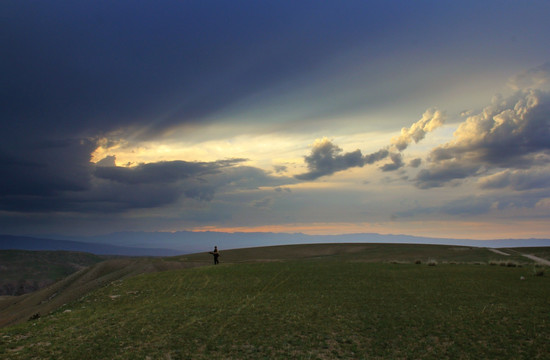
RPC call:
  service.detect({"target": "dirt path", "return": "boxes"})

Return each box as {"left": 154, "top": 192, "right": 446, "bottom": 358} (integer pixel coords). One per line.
{"left": 488, "top": 248, "right": 510, "bottom": 256}
{"left": 502, "top": 248, "right": 550, "bottom": 266}
{"left": 521, "top": 254, "right": 550, "bottom": 266}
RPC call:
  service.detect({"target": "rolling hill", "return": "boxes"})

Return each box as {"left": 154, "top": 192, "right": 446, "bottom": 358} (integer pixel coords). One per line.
{"left": 0, "top": 243, "right": 544, "bottom": 328}
{"left": 0, "top": 243, "right": 548, "bottom": 359}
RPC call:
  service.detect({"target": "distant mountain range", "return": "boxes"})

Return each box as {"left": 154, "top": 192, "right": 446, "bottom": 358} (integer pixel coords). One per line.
{"left": 1, "top": 232, "right": 549, "bottom": 256}
{"left": 0, "top": 234, "right": 181, "bottom": 256}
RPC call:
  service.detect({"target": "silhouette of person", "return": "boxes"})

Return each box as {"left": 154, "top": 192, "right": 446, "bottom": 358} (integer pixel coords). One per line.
{"left": 209, "top": 246, "right": 220, "bottom": 265}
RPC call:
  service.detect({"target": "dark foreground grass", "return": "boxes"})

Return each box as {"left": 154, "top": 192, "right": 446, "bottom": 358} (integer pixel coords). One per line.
{"left": 1, "top": 259, "right": 549, "bottom": 359}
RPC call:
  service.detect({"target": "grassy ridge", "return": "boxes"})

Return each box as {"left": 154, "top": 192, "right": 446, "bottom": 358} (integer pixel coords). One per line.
{"left": 1, "top": 254, "right": 548, "bottom": 359}
{"left": 178, "top": 243, "right": 530, "bottom": 265}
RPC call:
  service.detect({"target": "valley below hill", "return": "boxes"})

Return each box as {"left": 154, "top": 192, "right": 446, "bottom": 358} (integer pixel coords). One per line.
{"left": 0, "top": 250, "right": 105, "bottom": 296}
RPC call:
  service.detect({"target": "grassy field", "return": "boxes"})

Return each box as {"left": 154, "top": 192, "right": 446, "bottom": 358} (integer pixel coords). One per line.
{"left": 1, "top": 244, "right": 548, "bottom": 359}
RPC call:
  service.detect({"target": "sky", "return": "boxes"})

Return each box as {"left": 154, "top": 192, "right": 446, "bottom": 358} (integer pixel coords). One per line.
{"left": 2, "top": 1, "right": 550, "bottom": 240}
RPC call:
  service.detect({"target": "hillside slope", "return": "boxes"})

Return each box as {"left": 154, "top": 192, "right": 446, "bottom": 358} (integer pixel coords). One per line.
{"left": 0, "top": 257, "right": 204, "bottom": 328}
{"left": 0, "top": 250, "right": 105, "bottom": 296}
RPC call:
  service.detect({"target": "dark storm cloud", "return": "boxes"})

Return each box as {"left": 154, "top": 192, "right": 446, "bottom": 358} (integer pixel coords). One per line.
{"left": 1, "top": 0, "right": 401, "bottom": 140}
{"left": 83, "top": 159, "right": 250, "bottom": 209}
{"left": 0, "top": 155, "right": 290, "bottom": 213}
{"left": 94, "top": 159, "right": 245, "bottom": 185}
{"left": 77, "top": 180, "right": 197, "bottom": 212}
{"left": 0, "top": 0, "right": 417, "bottom": 211}
{"left": 75, "top": 161, "right": 263, "bottom": 212}
{"left": 380, "top": 153, "right": 404, "bottom": 172}
{"left": 294, "top": 139, "right": 383, "bottom": 180}
{"left": 0, "top": 139, "right": 96, "bottom": 197}
{"left": 416, "top": 89, "right": 550, "bottom": 188}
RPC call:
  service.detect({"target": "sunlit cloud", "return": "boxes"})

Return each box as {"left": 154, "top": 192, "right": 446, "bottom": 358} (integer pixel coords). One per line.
{"left": 295, "top": 109, "right": 445, "bottom": 180}
{"left": 390, "top": 109, "right": 445, "bottom": 151}
{"left": 417, "top": 89, "right": 550, "bottom": 188}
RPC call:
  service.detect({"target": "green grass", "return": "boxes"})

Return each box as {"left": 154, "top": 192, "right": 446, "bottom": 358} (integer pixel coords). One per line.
{"left": 1, "top": 256, "right": 548, "bottom": 359}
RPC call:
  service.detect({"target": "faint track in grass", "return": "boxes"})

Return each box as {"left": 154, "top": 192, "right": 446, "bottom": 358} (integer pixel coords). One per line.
{"left": 503, "top": 248, "right": 550, "bottom": 266}
{"left": 211, "top": 266, "right": 294, "bottom": 340}
{"left": 487, "top": 248, "right": 510, "bottom": 256}
{"left": 520, "top": 254, "right": 550, "bottom": 266}
{"left": 174, "top": 265, "right": 293, "bottom": 336}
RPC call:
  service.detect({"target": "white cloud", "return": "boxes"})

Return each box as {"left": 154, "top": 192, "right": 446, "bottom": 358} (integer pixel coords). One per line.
{"left": 391, "top": 109, "right": 445, "bottom": 151}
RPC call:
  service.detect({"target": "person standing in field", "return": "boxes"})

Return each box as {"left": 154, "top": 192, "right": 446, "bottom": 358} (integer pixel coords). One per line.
{"left": 209, "top": 246, "right": 220, "bottom": 265}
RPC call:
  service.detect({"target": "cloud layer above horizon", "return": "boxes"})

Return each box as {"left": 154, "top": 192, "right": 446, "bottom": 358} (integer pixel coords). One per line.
{"left": 2, "top": 1, "right": 550, "bottom": 239}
